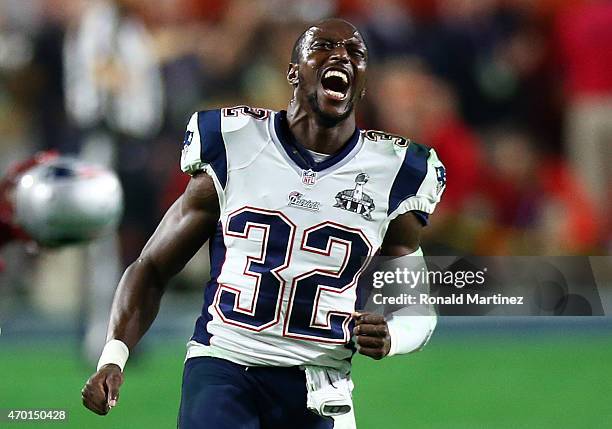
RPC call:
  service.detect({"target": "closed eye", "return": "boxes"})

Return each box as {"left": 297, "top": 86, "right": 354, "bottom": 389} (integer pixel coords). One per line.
{"left": 312, "top": 41, "right": 334, "bottom": 50}
{"left": 311, "top": 40, "right": 367, "bottom": 59}
{"left": 350, "top": 48, "right": 366, "bottom": 58}
{"left": 345, "top": 42, "right": 366, "bottom": 59}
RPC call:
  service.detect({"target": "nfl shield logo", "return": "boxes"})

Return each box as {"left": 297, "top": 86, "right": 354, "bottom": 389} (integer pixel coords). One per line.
{"left": 301, "top": 169, "right": 317, "bottom": 187}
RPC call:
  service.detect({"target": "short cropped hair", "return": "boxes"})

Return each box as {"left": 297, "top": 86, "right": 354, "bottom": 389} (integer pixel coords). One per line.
{"left": 291, "top": 28, "right": 309, "bottom": 63}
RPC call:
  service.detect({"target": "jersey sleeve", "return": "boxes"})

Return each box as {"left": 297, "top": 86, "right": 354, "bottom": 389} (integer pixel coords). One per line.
{"left": 387, "top": 144, "right": 446, "bottom": 224}
{"left": 180, "top": 110, "right": 228, "bottom": 191}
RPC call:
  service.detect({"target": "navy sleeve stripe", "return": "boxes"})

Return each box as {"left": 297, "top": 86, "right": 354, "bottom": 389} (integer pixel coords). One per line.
{"left": 197, "top": 109, "right": 228, "bottom": 189}
{"left": 387, "top": 143, "right": 430, "bottom": 215}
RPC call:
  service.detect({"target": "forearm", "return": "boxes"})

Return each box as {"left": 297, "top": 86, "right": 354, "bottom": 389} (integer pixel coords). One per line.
{"left": 104, "top": 175, "right": 219, "bottom": 349}
{"left": 383, "top": 247, "right": 437, "bottom": 356}
{"left": 106, "top": 257, "right": 168, "bottom": 350}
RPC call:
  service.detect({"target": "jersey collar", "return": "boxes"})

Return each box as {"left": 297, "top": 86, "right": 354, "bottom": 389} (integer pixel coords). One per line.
{"left": 273, "top": 110, "right": 361, "bottom": 173}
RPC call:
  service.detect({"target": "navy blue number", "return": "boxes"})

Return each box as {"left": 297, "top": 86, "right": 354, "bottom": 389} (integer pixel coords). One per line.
{"left": 285, "top": 223, "right": 371, "bottom": 342}
{"left": 215, "top": 208, "right": 294, "bottom": 330}
{"left": 364, "top": 129, "right": 409, "bottom": 147}
{"left": 222, "top": 106, "right": 270, "bottom": 120}
{"left": 216, "top": 209, "right": 371, "bottom": 341}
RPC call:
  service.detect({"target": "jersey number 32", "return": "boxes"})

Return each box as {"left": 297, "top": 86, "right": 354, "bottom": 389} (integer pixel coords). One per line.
{"left": 213, "top": 207, "right": 372, "bottom": 344}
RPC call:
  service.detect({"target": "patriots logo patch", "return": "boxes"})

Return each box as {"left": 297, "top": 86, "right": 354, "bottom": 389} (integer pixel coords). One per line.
{"left": 435, "top": 166, "right": 446, "bottom": 195}
{"left": 183, "top": 130, "right": 194, "bottom": 147}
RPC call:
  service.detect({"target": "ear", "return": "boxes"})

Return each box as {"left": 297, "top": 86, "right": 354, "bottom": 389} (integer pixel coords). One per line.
{"left": 287, "top": 63, "right": 299, "bottom": 86}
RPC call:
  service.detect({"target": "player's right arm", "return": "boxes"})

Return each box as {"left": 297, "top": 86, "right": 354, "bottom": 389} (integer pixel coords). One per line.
{"left": 81, "top": 172, "right": 220, "bottom": 415}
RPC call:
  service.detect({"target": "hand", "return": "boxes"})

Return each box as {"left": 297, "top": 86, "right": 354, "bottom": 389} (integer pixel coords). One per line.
{"left": 81, "top": 364, "right": 124, "bottom": 415}
{"left": 352, "top": 312, "right": 391, "bottom": 360}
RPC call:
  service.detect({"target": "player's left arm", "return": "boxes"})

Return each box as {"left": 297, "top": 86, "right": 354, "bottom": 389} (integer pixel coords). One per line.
{"left": 355, "top": 144, "right": 445, "bottom": 359}
{"left": 353, "top": 211, "right": 426, "bottom": 359}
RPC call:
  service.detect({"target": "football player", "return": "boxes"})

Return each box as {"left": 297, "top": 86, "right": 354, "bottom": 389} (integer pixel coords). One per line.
{"left": 82, "top": 18, "right": 445, "bottom": 428}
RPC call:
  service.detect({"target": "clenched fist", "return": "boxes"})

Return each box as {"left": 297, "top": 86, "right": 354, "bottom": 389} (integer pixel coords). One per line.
{"left": 81, "top": 364, "right": 124, "bottom": 415}
{"left": 353, "top": 312, "right": 391, "bottom": 360}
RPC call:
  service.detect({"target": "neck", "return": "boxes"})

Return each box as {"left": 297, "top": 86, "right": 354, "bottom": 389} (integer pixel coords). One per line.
{"left": 285, "top": 97, "right": 356, "bottom": 155}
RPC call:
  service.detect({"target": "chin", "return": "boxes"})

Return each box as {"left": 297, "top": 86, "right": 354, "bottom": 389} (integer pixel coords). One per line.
{"left": 307, "top": 93, "right": 354, "bottom": 128}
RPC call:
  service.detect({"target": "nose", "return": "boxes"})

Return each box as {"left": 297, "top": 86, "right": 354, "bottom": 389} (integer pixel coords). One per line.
{"left": 329, "top": 43, "right": 350, "bottom": 63}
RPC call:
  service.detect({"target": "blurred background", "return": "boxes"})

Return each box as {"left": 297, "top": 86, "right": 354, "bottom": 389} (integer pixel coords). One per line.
{"left": 0, "top": 0, "right": 610, "bottom": 428}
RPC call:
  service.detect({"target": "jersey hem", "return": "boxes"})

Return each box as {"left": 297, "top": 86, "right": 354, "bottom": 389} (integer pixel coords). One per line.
{"left": 185, "top": 340, "right": 352, "bottom": 373}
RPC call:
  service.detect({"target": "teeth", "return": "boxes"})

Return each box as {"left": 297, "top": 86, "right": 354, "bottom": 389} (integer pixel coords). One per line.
{"left": 323, "top": 88, "right": 346, "bottom": 99}
{"left": 324, "top": 69, "right": 348, "bottom": 84}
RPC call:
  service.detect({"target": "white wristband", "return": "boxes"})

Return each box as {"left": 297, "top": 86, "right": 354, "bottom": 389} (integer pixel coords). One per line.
{"left": 387, "top": 314, "right": 437, "bottom": 356}
{"left": 97, "top": 339, "right": 130, "bottom": 372}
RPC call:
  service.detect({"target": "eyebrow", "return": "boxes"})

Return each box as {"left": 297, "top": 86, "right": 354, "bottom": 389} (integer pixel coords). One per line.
{"left": 310, "top": 37, "right": 365, "bottom": 46}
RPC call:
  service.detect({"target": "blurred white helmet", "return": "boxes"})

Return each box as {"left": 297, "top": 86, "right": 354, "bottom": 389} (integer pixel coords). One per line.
{"left": 13, "top": 157, "right": 123, "bottom": 247}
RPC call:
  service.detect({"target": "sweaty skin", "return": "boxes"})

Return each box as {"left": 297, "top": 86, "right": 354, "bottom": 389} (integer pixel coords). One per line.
{"left": 286, "top": 19, "right": 367, "bottom": 154}
{"left": 82, "top": 173, "right": 220, "bottom": 415}
{"left": 82, "top": 18, "right": 424, "bottom": 415}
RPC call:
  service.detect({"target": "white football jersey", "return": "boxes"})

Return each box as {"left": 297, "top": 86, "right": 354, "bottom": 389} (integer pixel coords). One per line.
{"left": 181, "top": 106, "right": 445, "bottom": 371}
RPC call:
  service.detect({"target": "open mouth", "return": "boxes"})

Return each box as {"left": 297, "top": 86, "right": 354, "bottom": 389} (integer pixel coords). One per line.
{"left": 321, "top": 69, "right": 350, "bottom": 100}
